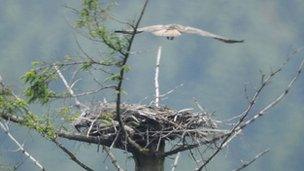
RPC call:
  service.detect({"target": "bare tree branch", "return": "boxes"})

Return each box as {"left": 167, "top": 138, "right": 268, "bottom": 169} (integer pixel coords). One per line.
{"left": 103, "top": 146, "right": 124, "bottom": 171}
{"left": 237, "top": 58, "right": 304, "bottom": 131}
{"left": 195, "top": 70, "right": 282, "bottom": 170}
{"left": 196, "top": 57, "right": 304, "bottom": 171}
{"left": 0, "top": 121, "right": 45, "bottom": 171}
{"left": 115, "top": 0, "right": 149, "bottom": 153}
{"left": 54, "top": 65, "right": 88, "bottom": 109}
{"left": 52, "top": 140, "right": 94, "bottom": 171}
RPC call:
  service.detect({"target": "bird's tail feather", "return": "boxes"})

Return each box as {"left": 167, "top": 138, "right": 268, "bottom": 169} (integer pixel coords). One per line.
{"left": 114, "top": 30, "right": 143, "bottom": 34}
{"left": 214, "top": 37, "right": 244, "bottom": 43}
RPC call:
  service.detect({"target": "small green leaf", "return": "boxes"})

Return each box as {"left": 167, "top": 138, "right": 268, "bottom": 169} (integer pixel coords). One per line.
{"left": 81, "top": 60, "right": 93, "bottom": 70}
{"left": 122, "top": 65, "right": 131, "bottom": 72}
{"left": 106, "top": 74, "right": 121, "bottom": 81}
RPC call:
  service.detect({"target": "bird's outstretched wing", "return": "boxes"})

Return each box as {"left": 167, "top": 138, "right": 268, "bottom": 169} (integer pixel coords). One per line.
{"left": 137, "top": 25, "right": 166, "bottom": 32}
{"left": 115, "top": 25, "right": 165, "bottom": 34}
{"left": 181, "top": 26, "right": 244, "bottom": 43}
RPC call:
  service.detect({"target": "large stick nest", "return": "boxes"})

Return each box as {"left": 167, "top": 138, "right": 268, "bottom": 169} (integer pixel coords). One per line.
{"left": 73, "top": 102, "right": 225, "bottom": 149}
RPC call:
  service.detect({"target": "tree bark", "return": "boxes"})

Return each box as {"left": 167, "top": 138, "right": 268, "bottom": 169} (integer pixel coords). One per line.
{"left": 133, "top": 141, "right": 165, "bottom": 171}
{"left": 134, "top": 154, "right": 164, "bottom": 171}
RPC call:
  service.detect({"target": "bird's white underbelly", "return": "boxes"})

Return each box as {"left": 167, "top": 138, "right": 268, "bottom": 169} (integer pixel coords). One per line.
{"left": 152, "top": 29, "right": 182, "bottom": 37}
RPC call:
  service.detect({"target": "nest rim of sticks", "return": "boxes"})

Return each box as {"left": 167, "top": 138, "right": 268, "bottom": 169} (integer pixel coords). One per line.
{"left": 73, "top": 102, "right": 227, "bottom": 150}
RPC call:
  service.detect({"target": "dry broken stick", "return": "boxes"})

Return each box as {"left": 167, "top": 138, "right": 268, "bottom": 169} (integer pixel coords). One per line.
{"left": 171, "top": 152, "right": 180, "bottom": 171}
{"left": 154, "top": 46, "right": 162, "bottom": 107}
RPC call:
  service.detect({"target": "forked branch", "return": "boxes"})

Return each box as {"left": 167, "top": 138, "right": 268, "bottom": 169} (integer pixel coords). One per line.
{"left": 196, "top": 57, "right": 304, "bottom": 171}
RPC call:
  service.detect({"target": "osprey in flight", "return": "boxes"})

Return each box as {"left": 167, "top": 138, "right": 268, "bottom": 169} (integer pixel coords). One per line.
{"left": 115, "top": 24, "right": 244, "bottom": 43}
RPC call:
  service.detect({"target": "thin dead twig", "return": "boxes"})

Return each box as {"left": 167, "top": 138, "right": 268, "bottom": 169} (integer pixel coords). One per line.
{"left": 193, "top": 98, "right": 208, "bottom": 116}
{"left": 233, "top": 149, "right": 270, "bottom": 171}
{"left": 160, "top": 83, "right": 183, "bottom": 98}
{"left": 171, "top": 152, "right": 180, "bottom": 171}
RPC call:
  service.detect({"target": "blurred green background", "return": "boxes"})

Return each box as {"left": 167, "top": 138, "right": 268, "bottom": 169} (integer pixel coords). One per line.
{"left": 1, "top": 0, "right": 304, "bottom": 170}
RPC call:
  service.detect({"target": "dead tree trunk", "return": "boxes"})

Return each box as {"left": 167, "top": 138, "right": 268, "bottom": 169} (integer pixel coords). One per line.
{"left": 132, "top": 141, "right": 165, "bottom": 171}
{"left": 134, "top": 154, "right": 164, "bottom": 171}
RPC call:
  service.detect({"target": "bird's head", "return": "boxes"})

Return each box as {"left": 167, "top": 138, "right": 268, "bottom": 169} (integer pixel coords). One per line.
{"left": 168, "top": 24, "right": 179, "bottom": 29}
